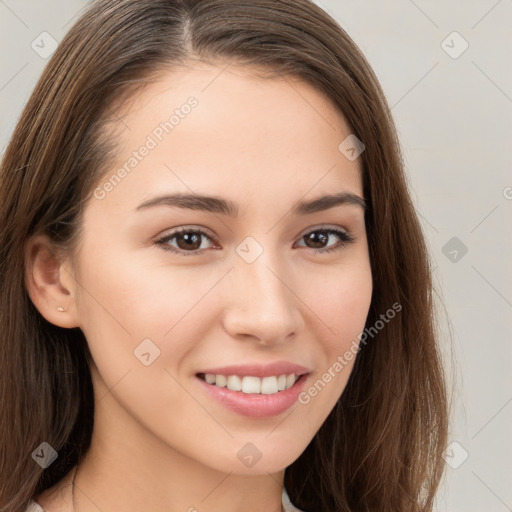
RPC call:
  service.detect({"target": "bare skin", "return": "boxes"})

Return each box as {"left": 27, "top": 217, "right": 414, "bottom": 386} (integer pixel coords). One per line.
{"left": 25, "top": 61, "right": 373, "bottom": 512}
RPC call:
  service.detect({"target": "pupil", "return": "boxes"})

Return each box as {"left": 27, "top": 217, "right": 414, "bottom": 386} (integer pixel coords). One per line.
{"left": 178, "top": 233, "right": 201, "bottom": 250}
{"left": 307, "top": 232, "right": 327, "bottom": 248}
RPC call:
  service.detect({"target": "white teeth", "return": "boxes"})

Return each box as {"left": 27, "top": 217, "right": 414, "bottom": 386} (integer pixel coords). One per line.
{"left": 215, "top": 374, "right": 226, "bottom": 387}
{"left": 242, "top": 376, "right": 261, "bottom": 394}
{"left": 226, "top": 375, "right": 242, "bottom": 391}
{"left": 201, "top": 373, "right": 299, "bottom": 394}
{"left": 260, "top": 376, "right": 278, "bottom": 394}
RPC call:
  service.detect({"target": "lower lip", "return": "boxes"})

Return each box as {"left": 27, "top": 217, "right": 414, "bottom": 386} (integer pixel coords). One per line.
{"left": 196, "top": 374, "right": 309, "bottom": 418}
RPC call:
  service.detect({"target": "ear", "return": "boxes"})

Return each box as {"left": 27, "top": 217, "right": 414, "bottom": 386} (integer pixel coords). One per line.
{"left": 24, "top": 233, "right": 80, "bottom": 328}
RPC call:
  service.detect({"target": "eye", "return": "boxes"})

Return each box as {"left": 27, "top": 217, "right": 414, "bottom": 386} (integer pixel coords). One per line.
{"left": 155, "top": 226, "right": 355, "bottom": 256}
{"left": 155, "top": 227, "right": 217, "bottom": 256}
{"left": 295, "top": 227, "right": 355, "bottom": 254}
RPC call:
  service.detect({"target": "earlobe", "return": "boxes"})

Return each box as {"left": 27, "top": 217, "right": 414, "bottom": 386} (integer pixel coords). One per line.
{"left": 24, "top": 234, "right": 80, "bottom": 328}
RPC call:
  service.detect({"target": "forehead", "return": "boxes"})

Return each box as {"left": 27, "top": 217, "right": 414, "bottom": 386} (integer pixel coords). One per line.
{"left": 94, "top": 62, "right": 364, "bottom": 215}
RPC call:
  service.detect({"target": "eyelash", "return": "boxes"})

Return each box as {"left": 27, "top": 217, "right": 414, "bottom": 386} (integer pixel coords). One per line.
{"left": 154, "top": 226, "right": 355, "bottom": 257}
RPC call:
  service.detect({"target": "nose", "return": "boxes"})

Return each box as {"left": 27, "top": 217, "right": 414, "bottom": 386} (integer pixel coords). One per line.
{"left": 221, "top": 244, "right": 303, "bottom": 346}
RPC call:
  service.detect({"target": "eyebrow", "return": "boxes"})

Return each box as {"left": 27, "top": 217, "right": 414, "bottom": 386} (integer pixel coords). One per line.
{"left": 134, "top": 191, "right": 367, "bottom": 216}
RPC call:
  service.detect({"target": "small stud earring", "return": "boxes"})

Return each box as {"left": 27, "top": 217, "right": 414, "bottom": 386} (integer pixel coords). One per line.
{"left": 56, "top": 306, "right": 67, "bottom": 312}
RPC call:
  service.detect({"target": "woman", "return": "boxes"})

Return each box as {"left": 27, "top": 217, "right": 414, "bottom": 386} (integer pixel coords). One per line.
{"left": 0, "top": 1, "right": 449, "bottom": 511}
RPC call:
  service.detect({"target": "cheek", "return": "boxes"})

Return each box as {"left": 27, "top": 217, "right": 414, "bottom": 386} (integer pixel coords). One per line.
{"left": 76, "top": 239, "right": 192, "bottom": 327}
{"left": 73, "top": 248, "right": 223, "bottom": 433}
{"left": 297, "top": 259, "right": 373, "bottom": 344}
{"left": 74, "top": 244, "right": 223, "bottom": 371}
{"left": 293, "top": 258, "right": 372, "bottom": 405}
{"left": 293, "top": 267, "right": 372, "bottom": 421}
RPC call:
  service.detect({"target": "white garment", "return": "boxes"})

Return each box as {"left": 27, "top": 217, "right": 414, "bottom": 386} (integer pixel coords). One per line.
{"left": 25, "top": 486, "right": 305, "bottom": 512}
{"left": 24, "top": 500, "right": 44, "bottom": 512}
{"left": 281, "top": 485, "right": 306, "bottom": 512}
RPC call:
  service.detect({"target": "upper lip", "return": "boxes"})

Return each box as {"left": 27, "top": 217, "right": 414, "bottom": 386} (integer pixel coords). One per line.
{"left": 196, "top": 361, "right": 311, "bottom": 378}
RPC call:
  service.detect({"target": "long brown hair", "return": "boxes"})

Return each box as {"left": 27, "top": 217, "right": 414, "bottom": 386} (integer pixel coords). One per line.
{"left": 0, "top": 1, "right": 450, "bottom": 510}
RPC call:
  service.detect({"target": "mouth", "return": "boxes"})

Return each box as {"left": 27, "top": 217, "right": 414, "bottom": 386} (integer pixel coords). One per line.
{"left": 194, "top": 371, "right": 310, "bottom": 418}
{"left": 196, "top": 372, "right": 306, "bottom": 395}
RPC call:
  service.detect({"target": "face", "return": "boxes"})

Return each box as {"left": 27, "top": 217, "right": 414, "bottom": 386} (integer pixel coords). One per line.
{"left": 65, "top": 62, "right": 372, "bottom": 475}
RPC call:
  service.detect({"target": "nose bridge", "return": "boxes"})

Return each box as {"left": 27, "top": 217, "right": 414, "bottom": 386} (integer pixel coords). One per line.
{"left": 222, "top": 236, "right": 301, "bottom": 342}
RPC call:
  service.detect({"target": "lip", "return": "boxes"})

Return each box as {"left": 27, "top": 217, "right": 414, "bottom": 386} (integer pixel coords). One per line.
{"left": 196, "top": 372, "right": 310, "bottom": 418}
{"left": 195, "top": 361, "right": 310, "bottom": 378}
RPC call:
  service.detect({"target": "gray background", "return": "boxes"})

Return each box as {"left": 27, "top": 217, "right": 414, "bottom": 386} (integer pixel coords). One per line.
{"left": 1, "top": 1, "right": 511, "bottom": 510}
